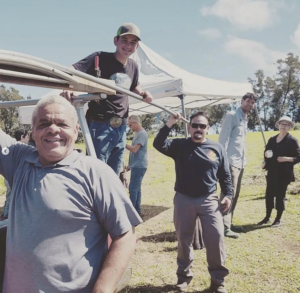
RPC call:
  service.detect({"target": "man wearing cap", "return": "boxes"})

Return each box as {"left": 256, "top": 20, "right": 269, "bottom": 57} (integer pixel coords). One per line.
{"left": 218, "top": 92, "right": 257, "bottom": 238}
{"left": 62, "top": 23, "right": 153, "bottom": 175}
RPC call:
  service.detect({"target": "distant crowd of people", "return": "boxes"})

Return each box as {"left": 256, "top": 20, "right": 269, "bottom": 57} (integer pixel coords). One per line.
{"left": 1, "top": 22, "right": 299, "bottom": 293}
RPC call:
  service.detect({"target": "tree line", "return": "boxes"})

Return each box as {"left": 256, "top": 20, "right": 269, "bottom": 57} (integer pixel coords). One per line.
{"left": 1, "top": 52, "right": 300, "bottom": 136}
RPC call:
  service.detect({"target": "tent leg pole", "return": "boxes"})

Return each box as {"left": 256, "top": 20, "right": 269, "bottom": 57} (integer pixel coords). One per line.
{"left": 73, "top": 102, "right": 97, "bottom": 158}
{"left": 179, "top": 94, "right": 188, "bottom": 138}
{"left": 254, "top": 104, "right": 266, "bottom": 147}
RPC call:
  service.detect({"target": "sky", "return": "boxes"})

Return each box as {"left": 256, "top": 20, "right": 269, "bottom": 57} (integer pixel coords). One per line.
{"left": 1, "top": 0, "right": 300, "bottom": 100}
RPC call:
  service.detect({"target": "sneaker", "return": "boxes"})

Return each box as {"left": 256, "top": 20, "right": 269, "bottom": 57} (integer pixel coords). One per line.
{"left": 231, "top": 224, "right": 245, "bottom": 233}
{"left": 175, "top": 281, "right": 189, "bottom": 292}
{"left": 224, "top": 229, "right": 239, "bottom": 239}
{"left": 210, "top": 282, "right": 228, "bottom": 293}
{"left": 176, "top": 277, "right": 192, "bottom": 292}
{"left": 257, "top": 218, "right": 270, "bottom": 225}
{"left": 271, "top": 220, "right": 281, "bottom": 228}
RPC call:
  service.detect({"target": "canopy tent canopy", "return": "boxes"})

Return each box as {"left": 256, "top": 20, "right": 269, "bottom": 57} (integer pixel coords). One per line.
{"left": 0, "top": 44, "right": 252, "bottom": 124}
{"left": 127, "top": 42, "right": 252, "bottom": 115}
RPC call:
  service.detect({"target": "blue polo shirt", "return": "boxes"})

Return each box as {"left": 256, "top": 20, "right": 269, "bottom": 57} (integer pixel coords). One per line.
{"left": 0, "top": 130, "right": 142, "bottom": 293}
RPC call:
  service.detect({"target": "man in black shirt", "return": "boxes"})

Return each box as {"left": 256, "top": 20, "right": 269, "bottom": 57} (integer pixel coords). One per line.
{"left": 153, "top": 112, "right": 232, "bottom": 293}
{"left": 62, "top": 23, "right": 153, "bottom": 175}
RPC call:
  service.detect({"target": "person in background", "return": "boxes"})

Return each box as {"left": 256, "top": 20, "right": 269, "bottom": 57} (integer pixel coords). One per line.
{"left": 218, "top": 92, "right": 257, "bottom": 238}
{"left": 153, "top": 111, "right": 233, "bottom": 293}
{"left": 126, "top": 115, "right": 148, "bottom": 216}
{"left": 1, "top": 128, "right": 30, "bottom": 220}
{"left": 61, "top": 22, "right": 153, "bottom": 176}
{"left": 258, "top": 116, "right": 300, "bottom": 227}
{"left": 14, "top": 129, "right": 29, "bottom": 144}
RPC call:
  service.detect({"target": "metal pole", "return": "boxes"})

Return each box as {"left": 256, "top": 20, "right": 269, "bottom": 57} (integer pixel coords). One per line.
{"left": 254, "top": 104, "right": 266, "bottom": 146}
{"left": 179, "top": 94, "right": 188, "bottom": 138}
{"left": 0, "top": 94, "right": 102, "bottom": 157}
{"left": 74, "top": 105, "right": 97, "bottom": 158}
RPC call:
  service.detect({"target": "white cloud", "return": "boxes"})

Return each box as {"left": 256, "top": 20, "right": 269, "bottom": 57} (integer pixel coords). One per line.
{"left": 291, "top": 23, "right": 300, "bottom": 49}
{"left": 201, "top": 0, "right": 281, "bottom": 30}
{"left": 198, "top": 28, "right": 222, "bottom": 39}
{"left": 224, "top": 36, "right": 286, "bottom": 75}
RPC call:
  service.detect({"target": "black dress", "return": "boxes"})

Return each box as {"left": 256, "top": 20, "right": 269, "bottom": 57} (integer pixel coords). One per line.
{"left": 264, "top": 133, "right": 300, "bottom": 211}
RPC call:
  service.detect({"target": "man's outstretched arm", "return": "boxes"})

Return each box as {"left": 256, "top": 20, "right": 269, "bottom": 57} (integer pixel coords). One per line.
{"left": 92, "top": 227, "right": 137, "bottom": 293}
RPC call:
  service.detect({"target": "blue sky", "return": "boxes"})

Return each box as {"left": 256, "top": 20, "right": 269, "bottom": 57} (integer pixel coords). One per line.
{"left": 1, "top": 0, "right": 300, "bottom": 99}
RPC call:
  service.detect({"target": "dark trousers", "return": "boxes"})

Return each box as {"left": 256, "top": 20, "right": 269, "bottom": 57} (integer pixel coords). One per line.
{"left": 265, "top": 181, "right": 288, "bottom": 213}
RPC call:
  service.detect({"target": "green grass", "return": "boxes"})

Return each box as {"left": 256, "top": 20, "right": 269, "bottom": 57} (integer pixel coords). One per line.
{"left": 126, "top": 130, "right": 300, "bottom": 293}
{"left": 0, "top": 132, "right": 300, "bottom": 292}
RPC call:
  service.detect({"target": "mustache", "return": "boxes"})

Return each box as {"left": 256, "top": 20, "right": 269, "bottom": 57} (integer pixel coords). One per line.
{"left": 194, "top": 131, "right": 203, "bottom": 135}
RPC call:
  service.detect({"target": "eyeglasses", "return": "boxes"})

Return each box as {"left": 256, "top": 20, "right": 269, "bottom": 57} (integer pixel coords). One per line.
{"left": 191, "top": 123, "right": 207, "bottom": 129}
{"left": 279, "top": 123, "right": 290, "bottom": 126}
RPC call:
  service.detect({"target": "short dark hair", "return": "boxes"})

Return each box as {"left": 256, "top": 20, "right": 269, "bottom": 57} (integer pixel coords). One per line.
{"left": 242, "top": 92, "right": 257, "bottom": 101}
{"left": 15, "top": 129, "right": 28, "bottom": 142}
{"left": 189, "top": 111, "right": 210, "bottom": 125}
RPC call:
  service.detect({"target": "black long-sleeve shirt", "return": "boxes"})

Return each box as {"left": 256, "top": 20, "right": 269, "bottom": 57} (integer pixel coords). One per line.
{"left": 153, "top": 125, "right": 233, "bottom": 198}
{"left": 264, "top": 133, "right": 300, "bottom": 184}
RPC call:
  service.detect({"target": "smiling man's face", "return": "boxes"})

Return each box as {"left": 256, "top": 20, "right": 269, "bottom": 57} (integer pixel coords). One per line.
{"left": 32, "top": 103, "right": 78, "bottom": 166}
{"left": 114, "top": 34, "right": 139, "bottom": 60}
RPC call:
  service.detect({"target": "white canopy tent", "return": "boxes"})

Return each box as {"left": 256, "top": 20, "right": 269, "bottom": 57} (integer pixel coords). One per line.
{"left": 17, "top": 42, "right": 252, "bottom": 124}
{"left": 127, "top": 42, "right": 252, "bottom": 115}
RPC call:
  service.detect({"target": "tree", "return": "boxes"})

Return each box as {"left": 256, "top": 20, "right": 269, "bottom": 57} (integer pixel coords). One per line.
{"left": 248, "top": 53, "right": 300, "bottom": 130}
{"left": 141, "top": 114, "right": 156, "bottom": 132}
{"left": 0, "top": 85, "right": 23, "bottom": 136}
{"left": 249, "top": 70, "right": 270, "bottom": 130}
{"left": 200, "top": 104, "right": 230, "bottom": 133}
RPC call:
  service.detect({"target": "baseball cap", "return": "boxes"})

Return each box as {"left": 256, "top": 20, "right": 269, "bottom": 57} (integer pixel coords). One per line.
{"left": 116, "top": 23, "right": 141, "bottom": 41}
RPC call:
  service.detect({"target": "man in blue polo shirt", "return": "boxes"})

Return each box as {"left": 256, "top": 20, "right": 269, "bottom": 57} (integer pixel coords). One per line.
{"left": 0, "top": 95, "right": 142, "bottom": 293}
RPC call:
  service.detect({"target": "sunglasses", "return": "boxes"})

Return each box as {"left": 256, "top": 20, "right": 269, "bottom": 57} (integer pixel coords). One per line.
{"left": 191, "top": 123, "right": 207, "bottom": 129}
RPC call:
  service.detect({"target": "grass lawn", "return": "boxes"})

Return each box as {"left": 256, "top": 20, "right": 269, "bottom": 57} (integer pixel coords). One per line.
{"left": 126, "top": 130, "right": 300, "bottom": 293}
{"left": 0, "top": 131, "right": 299, "bottom": 292}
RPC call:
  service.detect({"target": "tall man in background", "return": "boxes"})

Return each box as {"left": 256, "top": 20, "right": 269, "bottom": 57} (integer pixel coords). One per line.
{"left": 61, "top": 22, "right": 152, "bottom": 175}
{"left": 218, "top": 92, "right": 257, "bottom": 239}
{"left": 126, "top": 115, "right": 148, "bottom": 216}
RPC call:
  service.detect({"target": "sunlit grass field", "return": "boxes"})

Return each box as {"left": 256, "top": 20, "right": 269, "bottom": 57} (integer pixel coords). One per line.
{"left": 0, "top": 130, "right": 299, "bottom": 292}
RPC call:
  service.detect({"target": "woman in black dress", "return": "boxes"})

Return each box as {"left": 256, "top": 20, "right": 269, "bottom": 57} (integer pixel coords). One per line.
{"left": 258, "top": 116, "right": 300, "bottom": 227}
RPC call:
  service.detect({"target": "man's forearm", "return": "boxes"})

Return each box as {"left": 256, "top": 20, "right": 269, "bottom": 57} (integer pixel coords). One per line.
{"left": 126, "top": 144, "right": 140, "bottom": 154}
{"left": 92, "top": 228, "right": 137, "bottom": 293}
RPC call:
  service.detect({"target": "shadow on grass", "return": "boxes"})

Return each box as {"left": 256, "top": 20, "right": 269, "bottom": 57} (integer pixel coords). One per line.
{"left": 140, "top": 231, "right": 177, "bottom": 243}
{"left": 140, "top": 205, "right": 170, "bottom": 222}
{"left": 123, "top": 284, "right": 211, "bottom": 293}
{"left": 247, "top": 196, "right": 265, "bottom": 201}
{"left": 242, "top": 223, "right": 271, "bottom": 233}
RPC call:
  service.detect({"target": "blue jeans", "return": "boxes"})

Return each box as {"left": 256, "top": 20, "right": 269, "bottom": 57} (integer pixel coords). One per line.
{"left": 89, "top": 121, "right": 126, "bottom": 175}
{"left": 129, "top": 167, "right": 147, "bottom": 214}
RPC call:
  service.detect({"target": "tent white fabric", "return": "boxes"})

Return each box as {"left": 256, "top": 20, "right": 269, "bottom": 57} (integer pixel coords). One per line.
{"left": 128, "top": 42, "right": 252, "bottom": 115}
{"left": 18, "top": 42, "right": 252, "bottom": 124}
